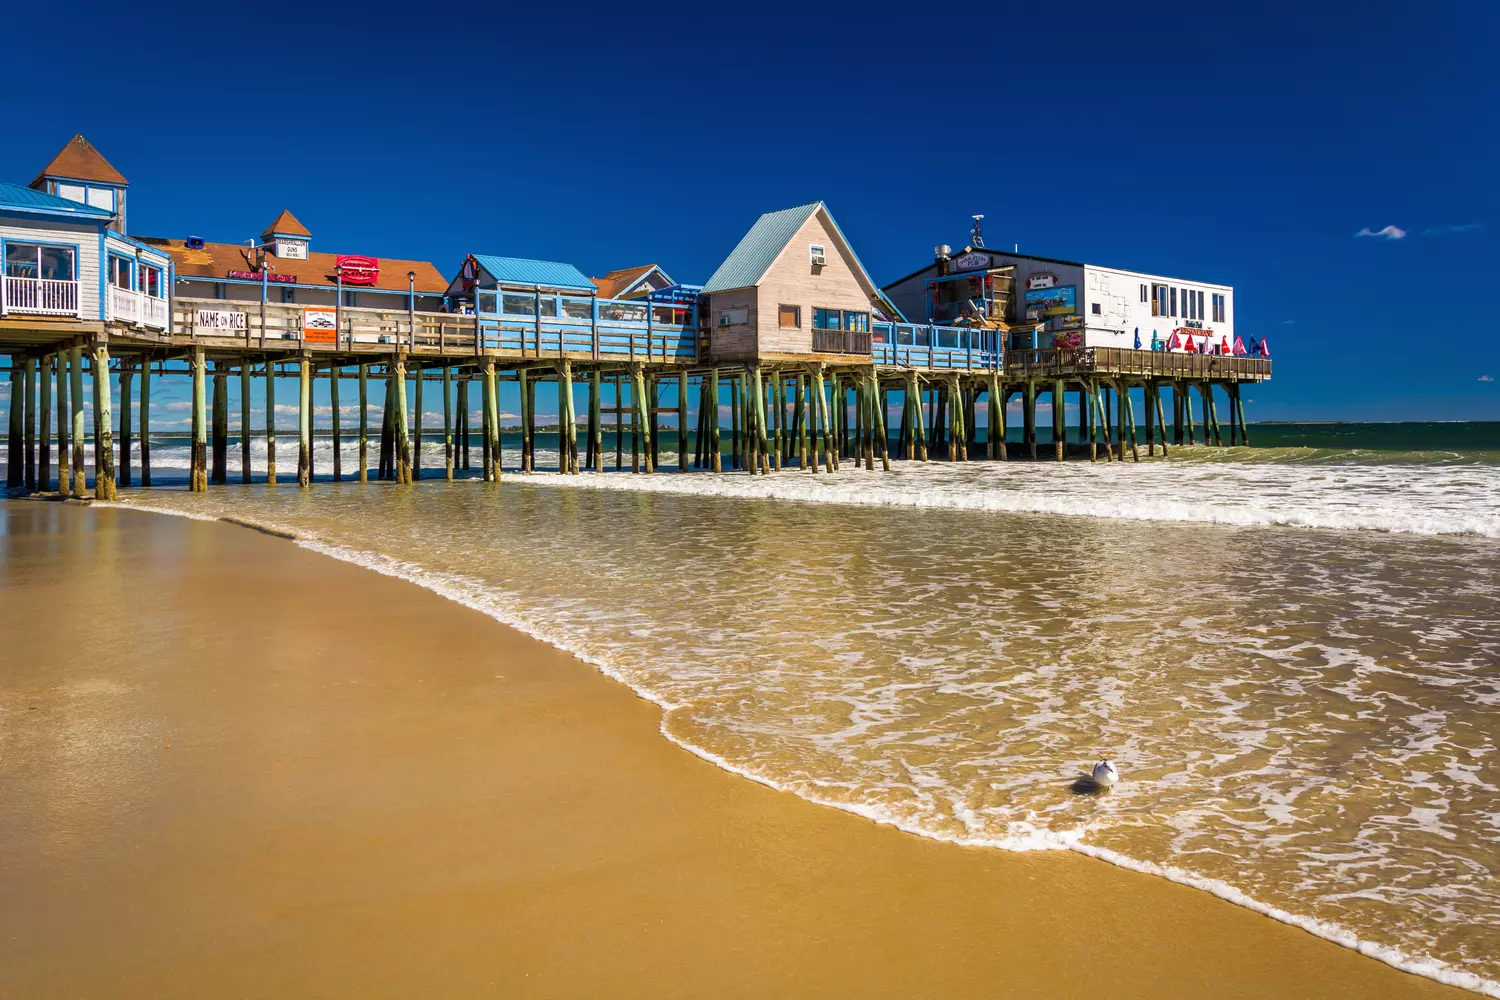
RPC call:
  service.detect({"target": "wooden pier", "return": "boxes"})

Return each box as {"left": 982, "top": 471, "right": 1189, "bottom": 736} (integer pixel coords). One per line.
{"left": 2, "top": 295, "right": 1269, "bottom": 498}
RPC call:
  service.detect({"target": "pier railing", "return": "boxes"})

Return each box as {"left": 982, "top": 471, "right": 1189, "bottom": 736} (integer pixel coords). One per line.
{"left": 1, "top": 276, "right": 81, "bottom": 319}
{"left": 871, "top": 322, "right": 1001, "bottom": 370}
{"left": 1006, "top": 347, "right": 1271, "bottom": 381}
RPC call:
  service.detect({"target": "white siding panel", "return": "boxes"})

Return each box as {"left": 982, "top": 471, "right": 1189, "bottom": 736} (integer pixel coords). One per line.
{"left": 0, "top": 218, "right": 103, "bottom": 319}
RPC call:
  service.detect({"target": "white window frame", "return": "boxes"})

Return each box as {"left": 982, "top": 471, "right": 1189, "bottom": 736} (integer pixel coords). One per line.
{"left": 809, "top": 244, "right": 826, "bottom": 265}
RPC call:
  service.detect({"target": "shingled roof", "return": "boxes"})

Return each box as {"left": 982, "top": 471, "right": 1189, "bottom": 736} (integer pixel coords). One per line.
{"left": 261, "top": 209, "right": 311, "bottom": 239}
{"left": 31, "top": 134, "right": 128, "bottom": 188}
{"left": 137, "top": 237, "right": 448, "bottom": 295}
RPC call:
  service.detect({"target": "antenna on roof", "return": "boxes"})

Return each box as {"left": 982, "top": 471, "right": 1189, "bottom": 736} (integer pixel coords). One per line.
{"left": 971, "top": 214, "right": 985, "bottom": 248}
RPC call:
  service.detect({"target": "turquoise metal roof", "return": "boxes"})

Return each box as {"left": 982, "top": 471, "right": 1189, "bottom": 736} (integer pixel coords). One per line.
{"left": 701, "top": 202, "right": 821, "bottom": 293}
{"left": 0, "top": 182, "right": 112, "bottom": 219}
{"left": 473, "top": 254, "right": 595, "bottom": 292}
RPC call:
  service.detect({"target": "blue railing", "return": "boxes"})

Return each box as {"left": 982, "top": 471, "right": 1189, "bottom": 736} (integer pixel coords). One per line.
{"left": 474, "top": 289, "right": 698, "bottom": 361}
{"left": 871, "top": 322, "right": 1001, "bottom": 370}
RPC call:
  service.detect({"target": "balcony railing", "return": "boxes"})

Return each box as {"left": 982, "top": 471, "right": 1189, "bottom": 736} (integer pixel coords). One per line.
{"left": 1005, "top": 347, "right": 1271, "bottom": 381}
{"left": 812, "top": 329, "right": 871, "bottom": 355}
{"left": 106, "top": 285, "right": 170, "bottom": 330}
{"left": 1, "top": 276, "right": 80, "bottom": 318}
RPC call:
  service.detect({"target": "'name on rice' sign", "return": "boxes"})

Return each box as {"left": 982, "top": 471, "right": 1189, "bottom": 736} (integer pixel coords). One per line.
{"left": 195, "top": 309, "right": 247, "bottom": 332}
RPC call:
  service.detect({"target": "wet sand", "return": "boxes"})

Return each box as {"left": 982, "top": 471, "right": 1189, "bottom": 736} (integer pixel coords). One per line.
{"left": 0, "top": 502, "right": 1463, "bottom": 999}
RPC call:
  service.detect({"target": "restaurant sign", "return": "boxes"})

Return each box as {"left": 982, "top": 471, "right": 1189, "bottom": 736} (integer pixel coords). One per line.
{"left": 950, "top": 251, "right": 992, "bottom": 271}
{"left": 336, "top": 255, "right": 380, "bottom": 286}
{"left": 195, "top": 309, "right": 246, "bottom": 331}
{"left": 302, "top": 305, "right": 338, "bottom": 343}
{"left": 227, "top": 268, "right": 296, "bottom": 284}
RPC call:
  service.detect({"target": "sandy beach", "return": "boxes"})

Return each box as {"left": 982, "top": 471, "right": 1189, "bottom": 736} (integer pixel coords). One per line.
{"left": 0, "top": 501, "right": 1465, "bottom": 999}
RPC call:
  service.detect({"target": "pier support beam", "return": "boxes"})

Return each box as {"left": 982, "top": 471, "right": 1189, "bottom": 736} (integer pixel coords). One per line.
{"left": 590, "top": 369, "right": 603, "bottom": 473}
{"left": 1145, "top": 383, "right": 1158, "bottom": 457}
{"left": 5, "top": 360, "right": 20, "bottom": 489}
{"left": 412, "top": 365, "right": 423, "bottom": 480}
{"left": 38, "top": 355, "right": 51, "bottom": 491}
{"left": 1023, "top": 381, "right": 1037, "bottom": 460}
{"left": 1234, "top": 384, "right": 1250, "bottom": 447}
{"left": 298, "top": 356, "right": 312, "bottom": 487}
{"left": 1124, "top": 383, "right": 1140, "bottom": 462}
{"left": 358, "top": 364, "right": 369, "bottom": 482}
{"left": 92, "top": 342, "right": 115, "bottom": 501}
{"left": 55, "top": 353, "right": 69, "bottom": 493}
{"left": 443, "top": 366, "right": 453, "bottom": 480}
{"left": 23, "top": 357, "right": 36, "bottom": 490}
{"left": 1155, "top": 387, "right": 1170, "bottom": 458}
{"left": 678, "top": 371, "right": 690, "bottom": 472}
{"left": 630, "top": 364, "right": 652, "bottom": 473}
{"left": 1204, "top": 383, "right": 1223, "bottom": 447}
{"left": 871, "top": 371, "right": 890, "bottom": 471}
{"left": 457, "top": 376, "right": 469, "bottom": 472}
{"left": 117, "top": 361, "right": 131, "bottom": 488}
{"left": 69, "top": 345, "right": 85, "bottom": 496}
{"left": 265, "top": 361, "right": 277, "bottom": 485}
{"left": 483, "top": 359, "right": 500, "bottom": 482}
{"left": 211, "top": 362, "right": 227, "bottom": 484}
{"left": 518, "top": 369, "right": 532, "bottom": 473}
{"left": 394, "top": 356, "right": 412, "bottom": 484}
{"left": 190, "top": 347, "right": 208, "bottom": 492}
{"left": 558, "top": 359, "right": 578, "bottom": 474}
{"left": 708, "top": 369, "right": 722, "bottom": 473}
{"left": 1052, "top": 378, "right": 1066, "bottom": 461}
{"left": 331, "top": 366, "right": 342, "bottom": 482}
{"left": 238, "top": 361, "right": 250, "bottom": 484}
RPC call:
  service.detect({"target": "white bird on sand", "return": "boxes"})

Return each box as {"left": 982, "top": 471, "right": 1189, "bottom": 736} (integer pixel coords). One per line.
{"left": 1092, "top": 759, "right": 1119, "bottom": 788}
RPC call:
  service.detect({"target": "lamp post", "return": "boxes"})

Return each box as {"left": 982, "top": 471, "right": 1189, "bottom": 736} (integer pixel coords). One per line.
{"left": 408, "top": 271, "right": 416, "bottom": 349}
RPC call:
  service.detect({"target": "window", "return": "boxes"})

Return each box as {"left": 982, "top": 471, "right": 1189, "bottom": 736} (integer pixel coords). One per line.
{"left": 845, "top": 311, "right": 869, "bottom": 332}
{"left": 1169, "top": 286, "right": 1177, "bottom": 317}
{"left": 1212, "top": 293, "right": 1226, "bottom": 323}
{"left": 718, "top": 307, "right": 748, "bottom": 327}
{"left": 814, "top": 307, "right": 841, "bottom": 330}
{"left": 1198, "top": 290, "right": 1206, "bottom": 321}
{"left": 57, "top": 183, "right": 85, "bottom": 204}
{"left": 140, "top": 264, "right": 163, "bottom": 298}
{"left": 1140, "top": 283, "right": 1149, "bottom": 303}
{"left": 1091, "top": 302, "right": 1102, "bottom": 315}
{"left": 5, "top": 243, "right": 76, "bottom": 282}
{"left": 778, "top": 304, "right": 801, "bottom": 328}
{"left": 108, "top": 254, "right": 134, "bottom": 290}
{"left": 1186, "top": 289, "right": 1196, "bottom": 320}
{"left": 280, "top": 286, "right": 297, "bottom": 304}
{"left": 87, "top": 187, "right": 115, "bottom": 211}
{"left": 809, "top": 244, "right": 826, "bottom": 265}
{"left": 476, "top": 291, "right": 498, "bottom": 314}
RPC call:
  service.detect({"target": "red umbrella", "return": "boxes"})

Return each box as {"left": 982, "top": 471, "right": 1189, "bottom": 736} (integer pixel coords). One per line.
{"left": 1233, "top": 336, "right": 1247, "bottom": 356}
{"left": 1183, "top": 333, "right": 1196, "bottom": 352}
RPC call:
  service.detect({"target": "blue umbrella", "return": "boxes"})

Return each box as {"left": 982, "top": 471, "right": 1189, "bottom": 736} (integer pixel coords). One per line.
{"left": 1133, "top": 328, "right": 1141, "bottom": 349}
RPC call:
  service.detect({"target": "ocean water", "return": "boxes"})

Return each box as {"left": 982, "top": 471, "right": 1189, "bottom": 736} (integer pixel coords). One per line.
{"left": 26, "top": 423, "right": 1500, "bottom": 994}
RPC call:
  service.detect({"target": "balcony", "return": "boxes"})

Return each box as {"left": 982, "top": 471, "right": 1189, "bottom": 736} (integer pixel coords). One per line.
{"left": 812, "top": 328, "right": 871, "bottom": 355}
{"left": 106, "top": 285, "right": 170, "bottom": 331}
{"left": 1, "top": 276, "right": 80, "bottom": 318}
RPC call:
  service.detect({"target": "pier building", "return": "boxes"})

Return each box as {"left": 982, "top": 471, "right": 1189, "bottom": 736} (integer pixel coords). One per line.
{"left": 3, "top": 133, "right": 1270, "bottom": 502}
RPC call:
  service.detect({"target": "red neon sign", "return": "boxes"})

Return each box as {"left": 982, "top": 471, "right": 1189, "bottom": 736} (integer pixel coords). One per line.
{"left": 336, "top": 255, "right": 380, "bottom": 286}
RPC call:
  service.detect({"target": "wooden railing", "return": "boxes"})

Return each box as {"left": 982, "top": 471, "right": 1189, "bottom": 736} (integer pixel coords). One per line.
{"left": 871, "top": 322, "right": 1001, "bottom": 370}
{"left": 107, "top": 286, "right": 170, "bottom": 330}
{"left": 811, "top": 329, "right": 871, "bottom": 355}
{"left": 1006, "top": 347, "right": 1271, "bottom": 380}
{"left": 1, "top": 276, "right": 80, "bottom": 318}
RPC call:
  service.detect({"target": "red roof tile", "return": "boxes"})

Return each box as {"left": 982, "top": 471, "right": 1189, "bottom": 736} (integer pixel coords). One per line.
{"left": 31, "top": 134, "right": 128, "bottom": 187}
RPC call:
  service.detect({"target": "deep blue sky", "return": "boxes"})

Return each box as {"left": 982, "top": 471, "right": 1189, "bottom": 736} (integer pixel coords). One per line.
{"left": 2, "top": 0, "right": 1495, "bottom": 421}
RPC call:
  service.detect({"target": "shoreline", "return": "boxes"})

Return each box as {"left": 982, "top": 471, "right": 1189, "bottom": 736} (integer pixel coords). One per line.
{"left": 0, "top": 501, "right": 1473, "bottom": 997}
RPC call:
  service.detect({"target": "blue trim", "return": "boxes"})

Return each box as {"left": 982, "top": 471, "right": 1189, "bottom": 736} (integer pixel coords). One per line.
{"left": 177, "top": 275, "right": 441, "bottom": 299}
{"left": 104, "top": 229, "right": 171, "bottom": 264}
{"left": 98, "top": 230, "right": 107, "bottom": 319}
{"left": 40, "top": 174, "right": 129, "bottom": 189}
{"left": 107, "top": 251, "right": 136, "bottom": 291}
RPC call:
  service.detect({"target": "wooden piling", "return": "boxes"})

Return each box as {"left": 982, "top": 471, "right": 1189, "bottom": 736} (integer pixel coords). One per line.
{"left": 211, "top": 362, "right": 227, "bottom": 484}
{"left": 559, "top": 359, "right": 578, "bottom": 474}
{"left": 330, "top": 366, "right": 343, "bottom": 482}
{"left": 480, "top": 377, "right": 492, "bottom": 481}
{"left": 457, "top": 376, "right": 469, "bottom": 472}
{"left": 677, "top": 370, "right": 689, "bottom": 472}
{"left": 793, "top": 371, "right": 807, "bottom": 469}
{"left": 69, "top": 345, "right": 85, "bottom": 496}
{"left": 265, "top": 360, "right": 278, "bottom": 485}
{"left": 413, "top": 364, "right": 423, "bottom": 479}
{"left": 1182, "top": 383, "right": 1196, "bottom": 445}
{"left": 591, "top": 368, "right": 603, "bottom": 472}
{"left": 443, "top": 366, "right": 453, "bottom": 480}
{"left": 483, "top": 358, "right": 501, "bottom": 482}
{"left": 614, "top": 374, "right": 624, "bottom": 471}
{"left": 1204, "top": 383, "right": 1223, "bottom": 447}
{"left": 1155, "top": 388, "right": 1170, "bottom": 457}
{"left": 297, "top": 356, "right": 312, "bottom": 487}
{"left": 631, "top": 364, "right": 652, "bottom": 473}
{"left": 518, "top": 369, "right": 531, "bottom": 473}
{"left": 116, "top": 359, "right": 131, "bottom": 488}
{"left": 190, "top": 346, "right": 208, "bottom": 493}
{"left": 55, "top": 353, "right": 69, "bottom": 493}
{"left": 37, "top": 355, "right": 51, "bottom": 491}
{"left": 1123, "top": 383, "right": 1141, "bottom": 462}
{"left": 237, "top": 361, "right": 249, "bottom": 484}
{"left": 92, "top": 343, "right": 115, "bottom": 501}
{"left": 5, "top": 360, "right": 19, "bottom": 489}
{"left": 358, "top": 364, "right": 369, "bottom": 483}
{"left": 378, "top": 369, "right": 393, "bottom": 479}
{"left": 1023, "top": 381, "right": 1037, "bottom": 460}
{"left": 1234, "top": 384, "right": 1251, "bottom": 446}
{"left": 1144, "top": 383, "right": 1157, "bottom": 457}
{"left": 23, "top": 357, "right": 35, "bottom": 490}
{"left": 871, "top": 371, "right": 890, "bottom": 471}
{"left": 1051, "top": 378, "right": 1065, "bottom": 461}
{"left": 708, "top": 369, "right": 722, "bottom": 473}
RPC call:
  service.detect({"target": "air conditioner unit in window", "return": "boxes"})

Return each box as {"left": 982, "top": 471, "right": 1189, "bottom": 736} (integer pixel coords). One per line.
{"left": 810, "top": 254, "right": 827, "bottom": 267}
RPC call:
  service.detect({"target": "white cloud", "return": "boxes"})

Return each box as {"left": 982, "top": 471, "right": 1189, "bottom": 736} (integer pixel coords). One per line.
{"left": 1479, "top": 375, "right": 1495, "bottom": 383}
{"left": 1354, "top": 225, "right": 1407, "bottom": 240}
{"left": 1422, "top": 222, "right": 1484, "bottom": 237}
{"left": 1281, "top": 319, "right": 1297, "bottom": 325}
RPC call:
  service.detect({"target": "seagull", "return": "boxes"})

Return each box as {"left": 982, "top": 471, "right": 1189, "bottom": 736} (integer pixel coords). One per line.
{"left": 1092, "top": 759, "right": 1119, "bottom": 789}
